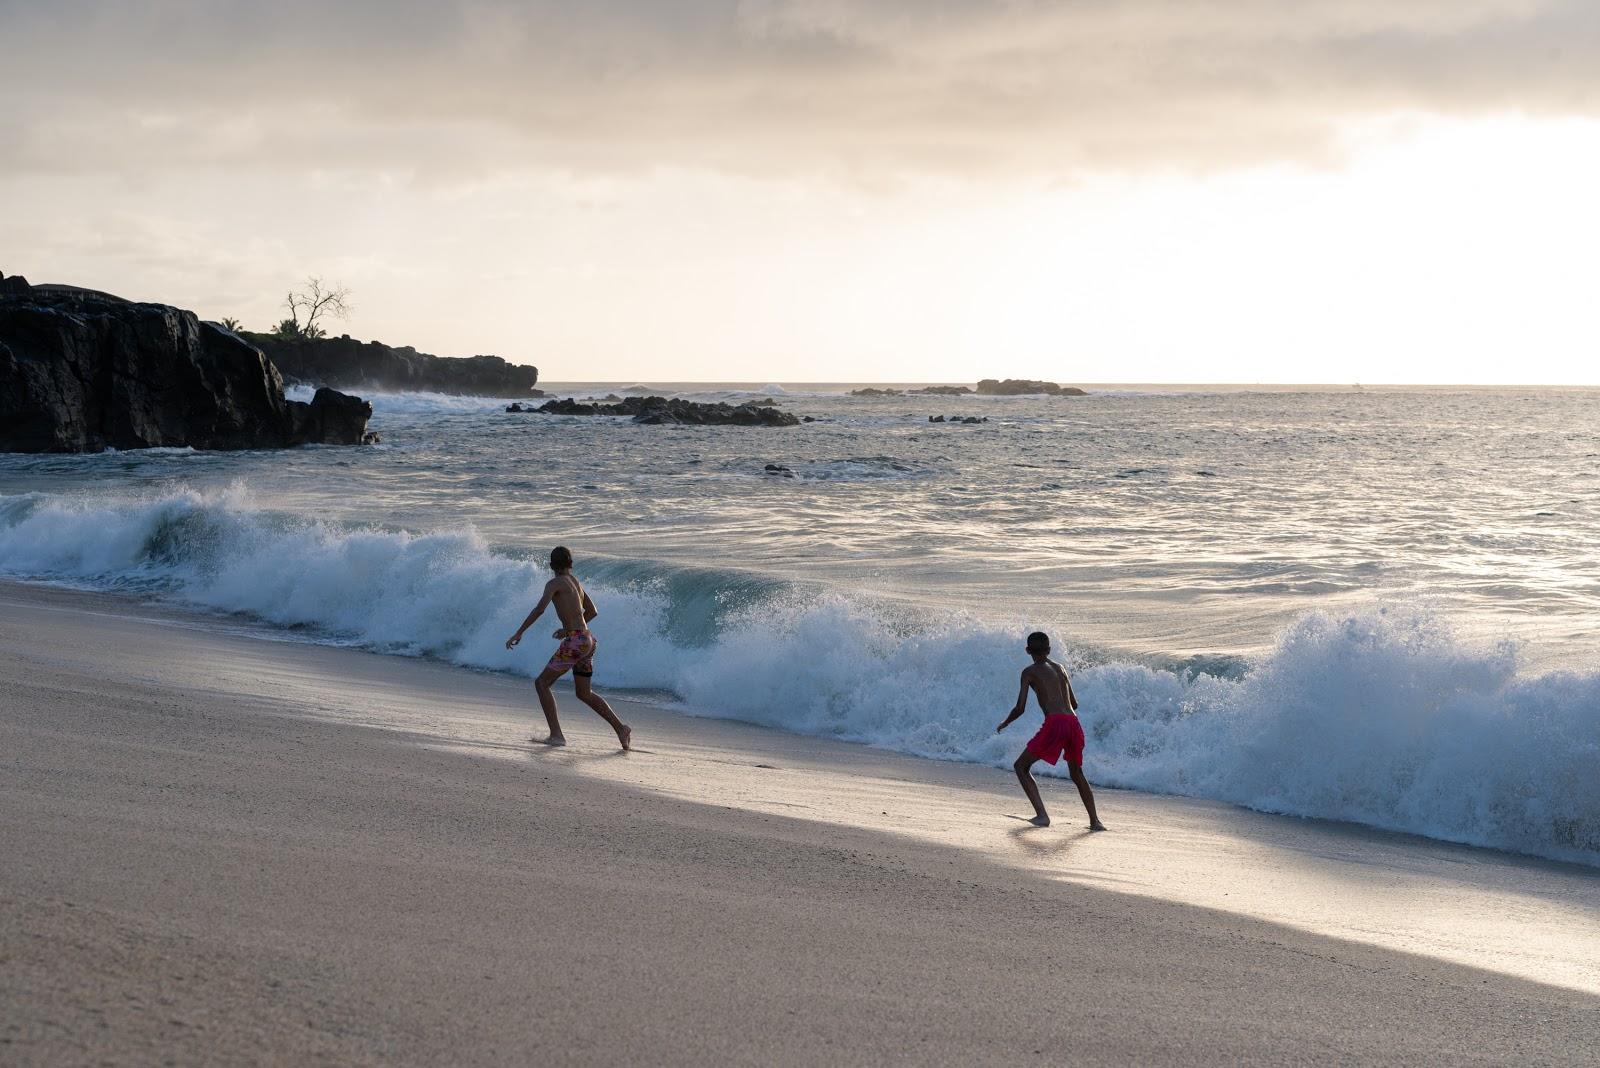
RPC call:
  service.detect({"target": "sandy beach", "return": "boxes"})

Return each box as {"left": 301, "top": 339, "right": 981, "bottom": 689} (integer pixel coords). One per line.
{"left": 2, "top": 580, "right": 1596, "bottom": 1065}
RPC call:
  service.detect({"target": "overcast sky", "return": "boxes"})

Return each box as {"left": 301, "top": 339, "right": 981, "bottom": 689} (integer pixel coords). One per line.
{"left": 4, "top": 1, "right": 1598, "bottom": 382}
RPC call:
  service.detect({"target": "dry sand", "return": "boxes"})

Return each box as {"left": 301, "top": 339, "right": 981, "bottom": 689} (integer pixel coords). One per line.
{"left": 2, "top": 581, "right": 1596, "bottom": 1065}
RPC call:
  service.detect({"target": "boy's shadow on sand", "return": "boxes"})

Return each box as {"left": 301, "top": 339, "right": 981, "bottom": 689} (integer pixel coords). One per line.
{"left": 525, "top": 743, "right": 653, "bottom": 760}
{"left": 1005, "top": 816, "right": 1095, "bottom": 856}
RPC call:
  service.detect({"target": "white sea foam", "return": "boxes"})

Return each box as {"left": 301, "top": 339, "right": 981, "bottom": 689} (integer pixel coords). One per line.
{"left": 2, "top": 487, "right": 1595, "bottom": 866}
{"left": 282, "top": 384, "right": 512, "bottom": 415}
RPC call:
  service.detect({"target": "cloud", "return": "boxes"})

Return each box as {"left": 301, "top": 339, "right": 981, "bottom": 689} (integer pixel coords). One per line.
{"left": 1, "top": 0, "right": 1596, "bottom": 181}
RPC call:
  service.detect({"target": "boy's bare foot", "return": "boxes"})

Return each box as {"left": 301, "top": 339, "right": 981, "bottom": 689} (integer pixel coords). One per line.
{"left": 532, "top": 734, "right": 568, "bottom": 747}
{"left": 1089, "top": 820, "right": 1107, "bottom": 831}
{"left": 1028, "top": 814, "right": 1051, "bottom": 827}
{"left": 616, "top": 724, "right": 632, "bottom": 751}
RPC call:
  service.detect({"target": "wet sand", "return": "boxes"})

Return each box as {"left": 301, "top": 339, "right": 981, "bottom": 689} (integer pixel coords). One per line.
{"left": 2, "top": 581, "right": 1596, "bottom": 1065}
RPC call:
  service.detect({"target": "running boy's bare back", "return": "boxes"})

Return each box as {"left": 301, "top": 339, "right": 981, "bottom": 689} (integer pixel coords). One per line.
{"left": 996, "top": 631, "right": 1105, "bottom": 830}
{"left": 505, "top": 545, "right": 632, "bottom": 750}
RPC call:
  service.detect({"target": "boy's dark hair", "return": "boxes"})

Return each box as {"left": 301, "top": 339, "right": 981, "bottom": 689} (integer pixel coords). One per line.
{"left": 550, "top": 545, "right": 573, "bottom": 571}
{"left": 1026, "top": 630, "right": 1050, "bottom": 651}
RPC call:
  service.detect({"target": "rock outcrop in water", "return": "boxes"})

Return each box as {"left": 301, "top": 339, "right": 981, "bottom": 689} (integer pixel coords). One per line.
{"left": 286, "top": 387, "right": 377, "bottom": 446}
{"left": 851, "top": 382, "right": 1085, "bottom": 397}
{"left": 250, "top": 333, "right": 541, "bottom": 397}
{"left": 529, "top": 395, "right": 800, "bottom": 427}
{"left": 974, "top": 378, "right": 1086, "bottom": 396}
{"left": 0, "top": 274, "right": 376, "bottom": 452}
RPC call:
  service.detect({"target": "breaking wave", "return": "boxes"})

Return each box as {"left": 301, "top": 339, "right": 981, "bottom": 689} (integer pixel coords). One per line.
{"left": 283, "top": 385, "right": 512, "bottom": 415}
{"left": 2, "top": 486, "right": 1595, "bottom": 866}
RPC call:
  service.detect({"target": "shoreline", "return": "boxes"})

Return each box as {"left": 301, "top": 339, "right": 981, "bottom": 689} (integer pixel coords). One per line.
{"left": 4, "top": 572, "right": 1592, "bottom": 870}
{"left": 3, "top": 579, "right": 1597, "bottom": 1063}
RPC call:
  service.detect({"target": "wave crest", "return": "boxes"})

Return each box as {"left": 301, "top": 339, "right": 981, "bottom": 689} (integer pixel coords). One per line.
{"left": 2, "top": 486, "right": 1595, "bottom": 865}
{"left": 283, "top": 385, "right": 511, "bottom": 415}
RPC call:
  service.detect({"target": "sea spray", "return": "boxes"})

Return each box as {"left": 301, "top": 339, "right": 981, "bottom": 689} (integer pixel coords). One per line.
{"left": 2, "top": 486, "right": 1596, "bottom": 866}
{"left": 285, "top": 385, "right": 510, "bottom": 416}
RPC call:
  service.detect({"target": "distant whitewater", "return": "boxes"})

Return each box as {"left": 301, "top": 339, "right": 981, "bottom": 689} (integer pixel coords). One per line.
{"left": 2, "top": 484, "right": 1595, "bottom": 867}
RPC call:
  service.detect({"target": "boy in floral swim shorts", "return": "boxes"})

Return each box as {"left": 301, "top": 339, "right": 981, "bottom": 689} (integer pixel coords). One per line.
{"left": 996, "top": 631, "right": 1105, "bottom": 829}
{"left": 506, "top": 545, "right": 632, "bottom": 750}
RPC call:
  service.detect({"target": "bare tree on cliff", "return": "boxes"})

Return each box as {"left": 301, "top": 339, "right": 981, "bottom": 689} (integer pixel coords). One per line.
{"left": 274, "top": 278, "right": 352, "bottom": 340}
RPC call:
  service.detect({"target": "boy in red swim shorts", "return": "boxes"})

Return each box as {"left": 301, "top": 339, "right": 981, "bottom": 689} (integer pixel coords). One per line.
{"left": 996, "top": 631, "right": 1105, "bottom": 830}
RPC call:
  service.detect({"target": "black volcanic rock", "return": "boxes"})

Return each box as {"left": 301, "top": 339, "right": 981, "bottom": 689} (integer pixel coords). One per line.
{"left": 909, "top": 385, "right": 972, "bottom": 395}
{"left": 974, "top": 378, "right": 1087, "bottom": 396}
{"left": 0, "top": 281, "right": 374, "bottom": 452}
{"left": 251, "top": 333, "right": 540, "bottom": 397}
{"left": 289, "top": 387, "right": 378, "bottom": 446}
{"left": 535, "top": 395, "right": 800, "bottom": 427}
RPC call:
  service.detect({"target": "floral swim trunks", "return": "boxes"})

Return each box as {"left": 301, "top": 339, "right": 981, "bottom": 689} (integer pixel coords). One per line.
{"left": 545, "top": 628, "right": 597, "bottom": 678}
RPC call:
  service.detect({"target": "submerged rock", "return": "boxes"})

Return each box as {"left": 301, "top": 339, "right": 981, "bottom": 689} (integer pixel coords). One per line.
{"left": 0, "top": 278, "right": 375, "bottom": 452}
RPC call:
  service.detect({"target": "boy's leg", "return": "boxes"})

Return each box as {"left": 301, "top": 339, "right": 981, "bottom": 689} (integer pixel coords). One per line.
{"left": 532, "top": 667, "right": 567, "bottom": 745}
{"left": 1013, "top": 752, "right": 1050, "bottom": 826}
{"left": 1068, "top": 762, "right": 1107, "bottom": 830}
{"left": 574, "top": 675, "right": 632, "bottom": 750}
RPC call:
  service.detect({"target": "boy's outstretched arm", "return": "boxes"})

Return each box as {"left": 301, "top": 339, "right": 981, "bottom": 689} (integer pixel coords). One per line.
{"left": 582, "top": 590, "right": 598, "bottom": 624}
{"left": 996, "top": 672, "right": 1031, "bottom": 733}
{"left": 506, "top": 582, "right": 554, "bottom": 649}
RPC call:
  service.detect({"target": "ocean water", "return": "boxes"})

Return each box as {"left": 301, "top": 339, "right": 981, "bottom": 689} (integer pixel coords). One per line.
{"left": 1, "top": 383, "right": 1597, "bottom": 865}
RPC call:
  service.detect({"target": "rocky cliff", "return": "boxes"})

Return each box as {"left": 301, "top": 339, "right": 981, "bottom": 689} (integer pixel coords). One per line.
{"left": 0, "top": 274, "right": 374, "bottom": 452}
{"left": 250, "top": 334, "right": 540, "bottom": 397}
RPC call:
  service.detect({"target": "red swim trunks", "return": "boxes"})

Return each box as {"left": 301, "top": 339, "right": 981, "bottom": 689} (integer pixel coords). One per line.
{"left": 545, "top": 628, "right": 597, "bottom": 678}
{"left": 1026, "top": 713, "right": 1085, "bottom": 766}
